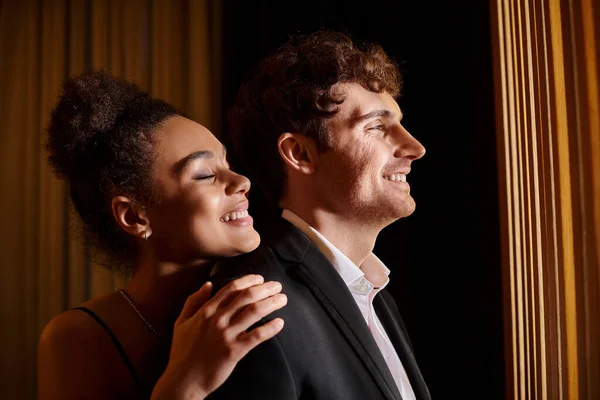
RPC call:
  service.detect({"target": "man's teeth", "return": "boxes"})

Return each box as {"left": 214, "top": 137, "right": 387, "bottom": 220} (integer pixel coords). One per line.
{"left": 220, "top": 210, "right": 249, "bottom": 222}
{"left": 383, "top": 174, "right": 407, "bottom": 182}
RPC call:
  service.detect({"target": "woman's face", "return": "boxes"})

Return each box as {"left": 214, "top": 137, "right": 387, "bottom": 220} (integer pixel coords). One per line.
{"left": 145, "top": 116, "right": 260, "bottom": 263}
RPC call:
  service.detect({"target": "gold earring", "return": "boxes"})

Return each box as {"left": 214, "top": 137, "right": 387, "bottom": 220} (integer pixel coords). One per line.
{"left": 144, "top": 231, "right": 148, "bottom": 241}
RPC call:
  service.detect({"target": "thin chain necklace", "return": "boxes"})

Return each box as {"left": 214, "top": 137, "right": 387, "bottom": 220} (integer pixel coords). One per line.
{"left": 116, "top": 288, "right": 163, "bottom": 338}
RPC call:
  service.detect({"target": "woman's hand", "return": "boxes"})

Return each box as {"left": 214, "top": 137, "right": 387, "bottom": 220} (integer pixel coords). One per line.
{"left": 151, "top": 275, "right": 287, "bottom": 400}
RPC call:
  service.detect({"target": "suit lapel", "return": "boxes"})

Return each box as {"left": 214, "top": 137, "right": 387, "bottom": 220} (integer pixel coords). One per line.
{"left": 374, "top": 292, "right": 431, "bottom": 400}
{"left": 267, "top": 219, "right": 402, "bottom": 400}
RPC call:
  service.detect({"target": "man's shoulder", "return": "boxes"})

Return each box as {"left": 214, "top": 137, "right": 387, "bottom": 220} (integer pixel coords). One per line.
{"left": 218, "top": 244, "right": 281, "bottom": 272}
{"left": 209, "top": 244, "right": 289, "bottom": 291}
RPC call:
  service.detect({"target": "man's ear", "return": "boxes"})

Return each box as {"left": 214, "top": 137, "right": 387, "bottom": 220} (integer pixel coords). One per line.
{"left": 277, "top": 132, "right": 318, "bottom": 175}
{"left": 111, "top": 196, "right": 151, "bottom": 240}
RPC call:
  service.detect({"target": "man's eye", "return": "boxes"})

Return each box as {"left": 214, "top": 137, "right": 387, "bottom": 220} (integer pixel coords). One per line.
{"left": 368, "top": 125, "right": 385, "bottom": 131}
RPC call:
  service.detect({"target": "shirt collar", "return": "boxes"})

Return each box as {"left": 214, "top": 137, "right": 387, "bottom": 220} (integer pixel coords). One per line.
{"left": 281, "top": 209, "right": 390, "bottom": 289}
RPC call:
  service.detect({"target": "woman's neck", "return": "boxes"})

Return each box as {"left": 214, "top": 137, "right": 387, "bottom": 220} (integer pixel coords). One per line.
{"left": 124, "top": 259, "right": 215, "bottom": 334}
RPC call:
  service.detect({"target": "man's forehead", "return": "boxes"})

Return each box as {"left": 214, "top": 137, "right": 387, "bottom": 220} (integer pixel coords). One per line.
{"left": 338, "top": 84, "right": 402, "bottom": 120}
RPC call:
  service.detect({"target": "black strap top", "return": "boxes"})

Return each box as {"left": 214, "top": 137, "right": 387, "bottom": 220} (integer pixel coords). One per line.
{"left": 72, "top": 307, "right": 147, "bottom": 397}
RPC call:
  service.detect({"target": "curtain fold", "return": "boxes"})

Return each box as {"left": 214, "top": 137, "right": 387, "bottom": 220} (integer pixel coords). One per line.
{"left": 491, "top": 0, "right": 600, "bottom": 398}
{"left": 0, "top": 1, "right": 221, "bottom": 397}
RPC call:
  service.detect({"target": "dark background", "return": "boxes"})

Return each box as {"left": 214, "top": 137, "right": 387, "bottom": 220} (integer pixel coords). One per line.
{"left": 220, "top": 1, "right": 504, "bottom": 398}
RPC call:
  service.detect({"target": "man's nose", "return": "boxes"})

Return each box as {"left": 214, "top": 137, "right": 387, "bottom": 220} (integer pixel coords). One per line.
{"left": 393, "top": 126, "right": 426, "bottom": 160}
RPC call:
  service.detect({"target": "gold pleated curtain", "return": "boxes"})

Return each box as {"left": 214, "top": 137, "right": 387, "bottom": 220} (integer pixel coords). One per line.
{"left": 491, "top": 0, "right": 599, "bottom": 399}
{"left": 0, "top": 1, "right": 221, "bottom": 398}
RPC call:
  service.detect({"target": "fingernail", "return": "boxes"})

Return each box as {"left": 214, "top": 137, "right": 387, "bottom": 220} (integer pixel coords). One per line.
{"left": 277, "top": 294, "right": 288, "bottom": 304}
{"left": 253, "top": 275, "right": 264, "bottom": 284}
{"left": 269, "top": 281, "right": 282, "bottom": 290}
{"left": 274, "top": 318, "right": 284, "bottom": 329}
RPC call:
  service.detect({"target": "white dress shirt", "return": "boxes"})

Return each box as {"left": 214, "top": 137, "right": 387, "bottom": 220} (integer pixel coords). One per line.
{"left": 282, "top": 209, "right": 416, "bottom": 400}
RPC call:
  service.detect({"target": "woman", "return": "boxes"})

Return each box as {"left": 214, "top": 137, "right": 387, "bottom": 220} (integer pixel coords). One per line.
{"left": 37, "top": 70, "right": 286, "bottom": 399}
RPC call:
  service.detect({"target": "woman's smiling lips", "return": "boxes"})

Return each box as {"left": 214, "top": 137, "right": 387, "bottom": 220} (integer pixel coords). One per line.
{"left": 220, "top": 201, "right": 253, "bottom": 226}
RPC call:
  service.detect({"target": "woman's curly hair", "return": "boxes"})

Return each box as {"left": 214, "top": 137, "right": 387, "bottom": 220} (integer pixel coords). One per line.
{"left": 46, "top": 70, "right": 177, "bottom": 272}
{"left": 227, "top": 30, "right": 402, "bottom": 203}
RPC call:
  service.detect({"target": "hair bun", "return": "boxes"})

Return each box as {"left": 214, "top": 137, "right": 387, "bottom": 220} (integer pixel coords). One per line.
{"left": 46, "top": 70, "right": 142, "bottom": 180}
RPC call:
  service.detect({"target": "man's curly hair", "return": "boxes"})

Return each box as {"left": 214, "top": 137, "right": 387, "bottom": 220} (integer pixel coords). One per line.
{"left": 46, "top": 70, "right": 177, "bottom": 272}
{"left": 227, "top": 31, "right": 402, "bottom": 203}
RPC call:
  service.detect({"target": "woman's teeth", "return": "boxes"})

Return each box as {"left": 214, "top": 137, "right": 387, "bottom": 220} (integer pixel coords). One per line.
{"left": 220, "top": 210, "right": 249, "bottom": 222}
{"left": 383, "top": 174, "right": 407, "bottom": 182}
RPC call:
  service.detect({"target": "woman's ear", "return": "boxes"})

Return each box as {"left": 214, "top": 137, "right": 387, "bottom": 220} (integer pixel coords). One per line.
{"left": 111, "top": 196, "right": 151, "bottom": 240}
{"left": 277, "top": 132, "right": 319, "bottom": 175}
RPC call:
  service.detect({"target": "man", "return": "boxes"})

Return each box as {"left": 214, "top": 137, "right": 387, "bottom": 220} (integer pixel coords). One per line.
{"left": 209, "top": 31, "right": 430, "bottom": 400}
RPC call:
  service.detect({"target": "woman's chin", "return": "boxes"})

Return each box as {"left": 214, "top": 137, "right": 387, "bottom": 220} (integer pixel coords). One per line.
{"left": 228, "top": 231, "right": 261, "bottom": 256}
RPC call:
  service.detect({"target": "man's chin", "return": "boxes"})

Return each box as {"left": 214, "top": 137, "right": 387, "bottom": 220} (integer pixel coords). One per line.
{"left": 388, "top": 198, "right": 417, "bottom": 220}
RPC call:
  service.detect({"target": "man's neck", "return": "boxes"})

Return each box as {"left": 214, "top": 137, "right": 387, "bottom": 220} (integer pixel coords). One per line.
{"left": 284, "top": 205, "right": 381, "bottom": 267}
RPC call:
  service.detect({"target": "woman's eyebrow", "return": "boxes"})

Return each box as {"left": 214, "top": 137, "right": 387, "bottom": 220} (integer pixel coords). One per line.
{"left": 174, "top": 145, "right": 227, "bottom": 176}
{"left": 174, "top": 150, "right": 214, "bottom": 176}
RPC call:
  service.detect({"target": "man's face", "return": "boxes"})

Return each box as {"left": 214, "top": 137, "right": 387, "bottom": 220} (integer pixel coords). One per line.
{"left": 314, "top": 82, "right": 426, "bottom": 226}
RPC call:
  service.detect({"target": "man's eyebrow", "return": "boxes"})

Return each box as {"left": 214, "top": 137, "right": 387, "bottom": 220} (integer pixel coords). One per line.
{"left": 350, "top": 109, "right": 402, "bottom": 126}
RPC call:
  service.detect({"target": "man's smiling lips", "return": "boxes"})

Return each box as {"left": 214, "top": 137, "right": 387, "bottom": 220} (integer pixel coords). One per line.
{"left": 382, "top": 173, "right": 407, "bottom": 183}
{"left": 382, "top": 170, "right": 410, "bottom": 183}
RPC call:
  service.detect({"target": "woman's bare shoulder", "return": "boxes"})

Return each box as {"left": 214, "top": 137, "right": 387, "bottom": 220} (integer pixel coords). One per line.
{"left": 37, "top": 295, "right": 131, "bottom": 399}
{"left": 39, "top": 294, "right": 118, "bottom": 349}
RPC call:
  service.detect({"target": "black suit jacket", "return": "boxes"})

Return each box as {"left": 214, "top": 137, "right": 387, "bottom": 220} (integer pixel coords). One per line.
{"left": 208, "top": 218, "right": 430, "bottom": 400}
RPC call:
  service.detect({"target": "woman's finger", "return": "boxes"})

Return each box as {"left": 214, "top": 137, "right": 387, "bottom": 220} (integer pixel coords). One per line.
{"left": 228, "top": 293, "right": 287, "bottom": 336}
{"left": 175, "top": 281, "right": 213, "bottom": 325}
{"left": 201, "top": 274, "right": 265, "bottom": 315}
{"left": 234, "top": 318, "right": 285, "bottom": 358}
{"left": 219, "top": 281, "right": 283, "bottom": 323}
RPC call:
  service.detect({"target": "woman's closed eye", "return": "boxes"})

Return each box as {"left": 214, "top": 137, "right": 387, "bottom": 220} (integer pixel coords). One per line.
{"left": 193, "top": 172, "right": 216, "bottom": 181}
